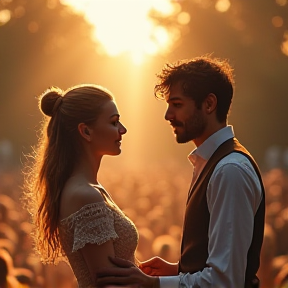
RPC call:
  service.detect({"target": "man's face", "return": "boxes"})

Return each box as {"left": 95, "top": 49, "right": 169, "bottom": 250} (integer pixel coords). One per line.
{"left": 164, "top": 82, "right": 207, "bottom": 144}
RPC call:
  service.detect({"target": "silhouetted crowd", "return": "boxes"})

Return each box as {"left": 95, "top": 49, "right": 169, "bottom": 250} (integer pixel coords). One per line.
{"left": 0, "top": 163, "right": 288, "bottom": 288}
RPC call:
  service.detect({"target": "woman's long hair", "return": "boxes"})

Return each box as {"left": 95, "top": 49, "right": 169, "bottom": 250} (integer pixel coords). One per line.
{"left": 23, "top": 84, "right": 113, "bottom": 264}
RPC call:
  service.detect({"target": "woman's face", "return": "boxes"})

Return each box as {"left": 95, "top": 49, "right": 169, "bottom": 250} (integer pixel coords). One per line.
{"left": 89, "top": 100, "right": 127, "bottom": 156}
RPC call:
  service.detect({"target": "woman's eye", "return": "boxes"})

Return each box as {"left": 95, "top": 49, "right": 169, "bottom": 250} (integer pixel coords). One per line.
{"left": 112, "top": 120, "right": 119, "bottom": 126}
{"left": 173, "top": 103, "right": 182, "bottom": 107}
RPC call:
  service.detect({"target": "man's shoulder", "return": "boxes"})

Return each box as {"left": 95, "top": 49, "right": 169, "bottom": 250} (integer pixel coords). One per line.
{"left": 217, "top": 150, "right": 253, "bottom": 166}
{"left": 213, "top": 152, "right": 261, "bottom": 184}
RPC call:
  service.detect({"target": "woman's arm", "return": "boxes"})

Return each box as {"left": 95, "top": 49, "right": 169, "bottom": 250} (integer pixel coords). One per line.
{"left": 81, "top": 240, "right": 116, "bottom": 282}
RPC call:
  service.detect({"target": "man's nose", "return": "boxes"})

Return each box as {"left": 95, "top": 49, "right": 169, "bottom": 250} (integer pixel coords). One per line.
{"left": 164, "top": 107, "right": 173, "bottom": 121}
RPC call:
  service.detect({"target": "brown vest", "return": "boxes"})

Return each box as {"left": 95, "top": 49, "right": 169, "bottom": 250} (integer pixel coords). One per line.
{"left": 178, "top": 138, "right": 265, "bottom": 288}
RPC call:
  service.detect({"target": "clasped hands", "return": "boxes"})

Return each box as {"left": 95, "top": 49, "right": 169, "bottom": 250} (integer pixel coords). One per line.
{"left": 96, "top": 256, "right": 178, "bottom": 288}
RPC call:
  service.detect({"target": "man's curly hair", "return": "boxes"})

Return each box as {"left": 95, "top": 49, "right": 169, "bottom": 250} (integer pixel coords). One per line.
{"left": 154, "top": 55, "right": 235, "bottom": 123}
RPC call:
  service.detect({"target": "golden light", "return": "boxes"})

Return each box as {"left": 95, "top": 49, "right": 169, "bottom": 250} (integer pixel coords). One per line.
{"left": 28, "top": 21, "right": 39, "bottom": 33}
{"left": 0, "top": 9, "right": 11, "bottom": 26}
{"left": 215, "top": 0, "right": 231, "bottom": 13}
{"left": 281, "top": 31, "right": 288, "bottom": 56}
{"left": 14, "top": 6, "right": 25, "bottom": 18}
{"left": 272, "top": 16, "right": 284, "bottom": 28}
{"left": 275, "top": 0, "right": 287, "bottom": 6}
{"left": 60, "top": 0, "right": 189, "bottom": 64}
{"left": 177, "top": 12, "right": 191, "bottom": 25}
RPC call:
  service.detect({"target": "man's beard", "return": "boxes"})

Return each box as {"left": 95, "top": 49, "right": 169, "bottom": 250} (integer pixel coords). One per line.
{"left": 172, "top": 110, "right": 206, "bottom": 143}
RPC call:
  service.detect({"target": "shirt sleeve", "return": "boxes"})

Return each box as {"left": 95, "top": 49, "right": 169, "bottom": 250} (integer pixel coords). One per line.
{"left": 71, "top": 202, "right": 119, "bottom": 252}
{"left": 160, "top": 153, "right": 262, "bottom": 288}
{"left": 159, "top": 276, "right": 181, "bottom": 288}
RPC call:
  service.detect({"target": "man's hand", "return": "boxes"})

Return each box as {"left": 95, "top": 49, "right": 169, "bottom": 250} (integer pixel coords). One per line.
{"left": 96, "top": 257, "right": 160, "bottom": 288}
{"left": 139, "top": 257, "right": 178, "bottom": 276}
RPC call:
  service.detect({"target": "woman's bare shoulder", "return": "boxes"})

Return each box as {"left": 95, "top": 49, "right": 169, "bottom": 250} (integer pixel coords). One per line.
{"left": 60, "top": 181, "right": 104, "bottom": 220}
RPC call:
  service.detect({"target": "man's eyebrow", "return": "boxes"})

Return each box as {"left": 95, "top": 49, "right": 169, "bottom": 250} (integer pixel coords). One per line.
{"left": 167, "top": 97, "right": 183, "bottom": 102}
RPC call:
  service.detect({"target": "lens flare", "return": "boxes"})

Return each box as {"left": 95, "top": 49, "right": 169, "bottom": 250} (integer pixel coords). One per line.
{"left": 60, "top": 0, "right": 189, "bottom": 63}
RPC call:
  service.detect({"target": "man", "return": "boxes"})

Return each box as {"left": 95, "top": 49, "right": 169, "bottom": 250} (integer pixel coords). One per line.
{"left": 96, "top": 55, "right": 265, "bottom": 288}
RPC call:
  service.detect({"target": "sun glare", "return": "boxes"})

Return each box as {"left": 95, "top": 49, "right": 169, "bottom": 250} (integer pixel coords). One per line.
{"left": 60, "top": 0, "right": 189, "bottom": 64}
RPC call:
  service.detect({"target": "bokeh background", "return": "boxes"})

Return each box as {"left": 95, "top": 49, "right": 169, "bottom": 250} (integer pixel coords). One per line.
{"left": 1, "top": 0, "right": 288, "bottom": 287}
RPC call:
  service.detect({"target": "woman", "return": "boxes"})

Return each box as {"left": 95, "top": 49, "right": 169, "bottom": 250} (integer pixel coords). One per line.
{"left": 23, "top": 84, "right": 138, "bottom": 288}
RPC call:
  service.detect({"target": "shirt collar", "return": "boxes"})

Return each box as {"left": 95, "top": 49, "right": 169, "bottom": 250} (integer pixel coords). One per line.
{"left": 188, "top": 125, "right": 235, "bottom": 165}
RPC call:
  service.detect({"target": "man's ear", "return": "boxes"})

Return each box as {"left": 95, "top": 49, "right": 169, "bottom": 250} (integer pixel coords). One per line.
{"left": 205, "top": 93, "right": 217, "bottom": 114}
{"left": 78, "top": 123, "right": 92, "bottom": 141}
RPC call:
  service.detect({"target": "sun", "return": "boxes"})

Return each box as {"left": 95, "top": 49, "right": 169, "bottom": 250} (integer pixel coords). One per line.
{"left": 60, "top": 0, "right": 190, "bottom": 64}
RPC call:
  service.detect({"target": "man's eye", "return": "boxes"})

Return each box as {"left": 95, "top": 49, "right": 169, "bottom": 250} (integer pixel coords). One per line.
{"left": 173, "top": 103, "right": 182, "bottom": 107}
{"left": 112, "top": 120, "right": 119, "bottom": 126}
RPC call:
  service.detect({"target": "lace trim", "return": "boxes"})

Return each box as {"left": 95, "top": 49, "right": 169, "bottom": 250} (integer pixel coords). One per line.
{"left": 60, "top": 201, "right": 110, "bottom": 225}
{"left": 59, "top": 201, "right": 119, "bottom": 252}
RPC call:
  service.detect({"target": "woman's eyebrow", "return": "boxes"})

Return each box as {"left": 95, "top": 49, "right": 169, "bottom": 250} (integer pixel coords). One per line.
{"left": 109, "top": 114, "right": 120, "bottom": 119}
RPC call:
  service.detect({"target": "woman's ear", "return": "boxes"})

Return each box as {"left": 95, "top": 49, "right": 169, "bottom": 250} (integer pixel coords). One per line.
{"left": 78, "top": 123, "right": 92, "bottom": 142}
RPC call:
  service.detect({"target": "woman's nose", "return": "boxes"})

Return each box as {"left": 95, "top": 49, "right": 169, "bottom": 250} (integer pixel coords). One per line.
{"left": 119, "top": 123, "right": 127, "bottom": 134}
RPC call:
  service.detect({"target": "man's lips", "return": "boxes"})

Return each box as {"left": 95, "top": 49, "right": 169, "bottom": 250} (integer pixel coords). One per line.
{"left": 170, "top": 120, "right": 183, "bottom": 127}
{"left": 170, "top": 125, "right": 183, "bottom": 131}
{"left": 170, "top": 122, "right": 183, "bottom": 135}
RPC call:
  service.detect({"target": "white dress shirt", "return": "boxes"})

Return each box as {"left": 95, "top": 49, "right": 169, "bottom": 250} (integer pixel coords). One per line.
{"left": 160, "top": 125, "right": 263, "bottom": 288}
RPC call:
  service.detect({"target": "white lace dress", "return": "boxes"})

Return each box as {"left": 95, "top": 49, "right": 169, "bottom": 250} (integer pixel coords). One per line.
{"left": 58, "top": 189, "right": 138, "bottom": 288}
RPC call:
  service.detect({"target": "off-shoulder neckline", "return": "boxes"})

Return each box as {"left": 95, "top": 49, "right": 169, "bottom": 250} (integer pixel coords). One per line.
{"left": 59, "top": 183, "right": 117, "bottom": 224}
{"left": 59, "top": 201, "right": 110, "bottom": 224}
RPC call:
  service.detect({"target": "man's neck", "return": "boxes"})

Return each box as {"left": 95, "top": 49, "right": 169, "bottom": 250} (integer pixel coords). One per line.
{"left": 193, "top": 123, "right": 227, "bottom": 147}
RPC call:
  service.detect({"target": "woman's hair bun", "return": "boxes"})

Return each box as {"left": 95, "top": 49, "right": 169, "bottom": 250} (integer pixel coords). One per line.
{"left": 39, "top": 86, "right": 64, "bottom": 117}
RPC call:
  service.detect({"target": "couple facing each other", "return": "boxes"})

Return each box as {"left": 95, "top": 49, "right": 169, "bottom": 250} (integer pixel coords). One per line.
{"left": 24, "top": 55, "right": 265, "bottom": 288}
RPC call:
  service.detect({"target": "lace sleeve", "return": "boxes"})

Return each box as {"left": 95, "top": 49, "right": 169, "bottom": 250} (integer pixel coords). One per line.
{"left": 64, "top": 202, "right": 119, "bottom": 252}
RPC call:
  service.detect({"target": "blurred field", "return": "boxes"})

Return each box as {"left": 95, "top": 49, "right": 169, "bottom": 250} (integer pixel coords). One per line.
{"left": 0, "top": 163, "right": 288, "bottom": 287}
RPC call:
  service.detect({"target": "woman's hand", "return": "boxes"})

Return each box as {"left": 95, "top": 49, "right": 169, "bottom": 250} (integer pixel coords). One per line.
{"left": 96, "top": 257, "right": 160, "bottom": 288}
{"left": 139, "top": 257, "right": 178, "bottom": 276}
